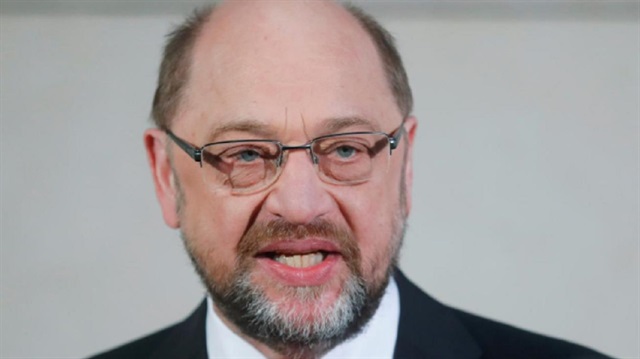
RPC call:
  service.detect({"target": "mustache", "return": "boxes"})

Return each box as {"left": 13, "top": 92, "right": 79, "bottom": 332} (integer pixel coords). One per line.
{"left": 237, "top": 218, "right": 361, "bottom": 272}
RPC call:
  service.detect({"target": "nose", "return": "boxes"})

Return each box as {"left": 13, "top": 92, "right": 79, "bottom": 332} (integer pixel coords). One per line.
{"left": 263, "top": 149, "right": 335, "bottom": 225}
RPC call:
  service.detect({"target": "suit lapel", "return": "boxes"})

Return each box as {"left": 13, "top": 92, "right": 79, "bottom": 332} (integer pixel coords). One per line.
{"left": 393, "top": 270, "right": 482, "bottom": 359}
{"left": 149, "top": 299, "right": 208, "bottom": 359}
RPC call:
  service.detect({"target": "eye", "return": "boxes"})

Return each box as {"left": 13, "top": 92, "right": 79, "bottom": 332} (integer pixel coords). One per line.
{"left": 314, "top": 137, "right": 370, "bottom": 162}
{"left": 238, "top": 149, "right": 261, "bottom": 162}
{"left": 335, "top": 145, "right": 357, "bottom": 159}
{"left": 217, "top": 144, "right": 272, "bottom": 164}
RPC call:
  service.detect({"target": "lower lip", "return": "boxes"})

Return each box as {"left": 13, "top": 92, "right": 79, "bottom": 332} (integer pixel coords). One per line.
{"left": 255, "top": 254, "right": 341, "bottom": 286}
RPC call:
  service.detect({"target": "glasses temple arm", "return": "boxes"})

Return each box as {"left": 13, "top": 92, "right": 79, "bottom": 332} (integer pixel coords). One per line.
{"left": 166, "top": 130, "right": 202, "bottom": 162}
{"left": 389, "top": 122, "right": 406, "bottom": 151}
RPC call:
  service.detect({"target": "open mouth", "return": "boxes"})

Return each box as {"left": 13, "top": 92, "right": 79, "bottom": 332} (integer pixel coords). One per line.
{"left": 254, "top": 240, "right": 342, "bottom": 286}
{"left": 260, "top": 251, "right": 330, "bottom": 268}
{"left": 256, "top": 240, "right": 341, "bottom": 269}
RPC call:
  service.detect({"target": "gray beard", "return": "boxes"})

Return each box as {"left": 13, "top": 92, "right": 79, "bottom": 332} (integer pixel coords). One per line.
{"left": 208, "top": 265, "right": 388, "bottom": 357}
{"left": 182, "top": 231, "right": 394, "bottom": 357}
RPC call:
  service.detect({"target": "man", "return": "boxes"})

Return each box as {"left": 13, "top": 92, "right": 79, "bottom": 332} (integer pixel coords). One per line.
{"left": 92, "top": 1, "right": 611, "bottom": 358}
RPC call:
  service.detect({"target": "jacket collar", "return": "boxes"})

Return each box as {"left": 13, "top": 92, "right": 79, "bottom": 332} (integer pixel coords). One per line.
{"left": 149, "top": 299, "right": 208, "bottom": 359}
{"left": 393, "top": 269, "right": 482, "bottom": 359}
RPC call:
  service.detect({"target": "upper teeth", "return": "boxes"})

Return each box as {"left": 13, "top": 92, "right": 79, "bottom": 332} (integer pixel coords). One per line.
{"left": 274, "top": 252, "right": 324, "bottom": 268}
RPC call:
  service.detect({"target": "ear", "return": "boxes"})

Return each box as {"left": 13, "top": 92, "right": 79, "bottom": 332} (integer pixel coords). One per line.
{"left": 144, "top": 128, "right": 180, "bottom": 229}
{"left": 401, "top": 116, "right": 418, "bottom": 216}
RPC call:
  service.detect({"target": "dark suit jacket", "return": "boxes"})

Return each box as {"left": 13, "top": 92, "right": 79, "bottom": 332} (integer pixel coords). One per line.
{"left": 90, "top": 270, "right": 612, "bottom": 358}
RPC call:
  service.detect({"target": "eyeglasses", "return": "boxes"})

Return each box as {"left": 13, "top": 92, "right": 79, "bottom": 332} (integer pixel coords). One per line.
{"left": 166, "top": 122, "right": 405, "bottom": 195}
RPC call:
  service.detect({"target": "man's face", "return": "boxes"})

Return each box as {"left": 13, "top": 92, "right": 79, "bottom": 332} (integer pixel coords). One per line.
{"left": 147, "top": 1, "right": 416, "bottom": 354}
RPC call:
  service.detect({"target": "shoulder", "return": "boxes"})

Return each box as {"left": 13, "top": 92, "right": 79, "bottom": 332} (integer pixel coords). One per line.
{"left": 88, "top": 326, "right": 176, "bottom": 359}
{"left": 87, "top": 300, "right": 208, "bottom": 359}
{"left": 393, "top": 270, "right": 612, "bottom": 359}
{"left": 451, "top": 308, "right": 611, "bottom": 359}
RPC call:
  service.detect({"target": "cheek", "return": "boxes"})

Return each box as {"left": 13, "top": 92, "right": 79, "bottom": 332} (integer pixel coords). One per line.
{"left": 177, "top": 166, "right": 262, "bottom": 272}
{"left": 335, "top": 171, "right": 403, "bottom": 281}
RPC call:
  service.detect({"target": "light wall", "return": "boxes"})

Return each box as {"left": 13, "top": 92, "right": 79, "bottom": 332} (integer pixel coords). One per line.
{"left": 1, "top": 2, "right": 637, "bottom": 358}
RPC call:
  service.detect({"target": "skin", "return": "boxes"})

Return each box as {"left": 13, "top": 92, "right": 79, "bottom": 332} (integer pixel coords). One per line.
{"left": 144, "top": 1, "right": 417, "bottom": 357}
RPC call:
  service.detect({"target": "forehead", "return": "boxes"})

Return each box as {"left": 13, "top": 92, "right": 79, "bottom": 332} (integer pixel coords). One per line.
{"left": 179, "top": 1, "right": 400, "bottom": 137}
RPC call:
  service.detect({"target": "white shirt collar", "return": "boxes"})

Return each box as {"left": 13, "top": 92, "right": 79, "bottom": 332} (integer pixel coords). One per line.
{"left": 206, "top": 278, "right": 400, "bottom": 358}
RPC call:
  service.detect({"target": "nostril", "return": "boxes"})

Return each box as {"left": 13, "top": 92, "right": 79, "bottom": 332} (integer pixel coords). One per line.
{"left": 262, "top": 164, "right": 334, "bottom": 226}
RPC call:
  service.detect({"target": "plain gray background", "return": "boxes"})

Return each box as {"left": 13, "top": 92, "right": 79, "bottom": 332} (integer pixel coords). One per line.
{"left": 1, "top": 1, "right": 638, "bottom": 358}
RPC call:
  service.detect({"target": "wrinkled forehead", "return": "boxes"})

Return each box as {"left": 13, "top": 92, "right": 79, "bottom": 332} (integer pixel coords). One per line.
{"left": 180, "top": 1, "right": 399, "bottom": 138}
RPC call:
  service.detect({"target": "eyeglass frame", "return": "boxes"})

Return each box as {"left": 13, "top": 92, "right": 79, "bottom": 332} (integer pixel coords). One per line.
{"left": 165, "top": 121, "right": 406, "bottom": 188}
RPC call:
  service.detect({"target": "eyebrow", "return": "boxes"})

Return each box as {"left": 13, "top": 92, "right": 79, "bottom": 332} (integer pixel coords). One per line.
{"left": 207, "top": 119, "right": 278, "bottom": 141}
{"left": 206, "top": 116, "right": 380, "bottom": 142}
{"left": 318, "top": 116, "right": 380, "bottom": 135}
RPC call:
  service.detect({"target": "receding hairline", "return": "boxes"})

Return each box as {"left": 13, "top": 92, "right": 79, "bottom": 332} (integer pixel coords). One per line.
{"left": 152, "top": 1, "right": 413, "bottom": 130}
{"left": 151, "top": 4, "right": 216, "bottom": 131}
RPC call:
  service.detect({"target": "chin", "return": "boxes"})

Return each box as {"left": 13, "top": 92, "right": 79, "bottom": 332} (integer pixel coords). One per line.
{"left": 251, "top": 270, "right": 350, "bottom": 320}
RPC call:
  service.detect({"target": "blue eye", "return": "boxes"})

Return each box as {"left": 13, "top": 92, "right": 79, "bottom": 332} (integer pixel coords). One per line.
{"left": 239, "top": 150, "right": 261, "bottom": 162}
{"left": 335, "top": 145, "right": 356, "bottom": 158}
